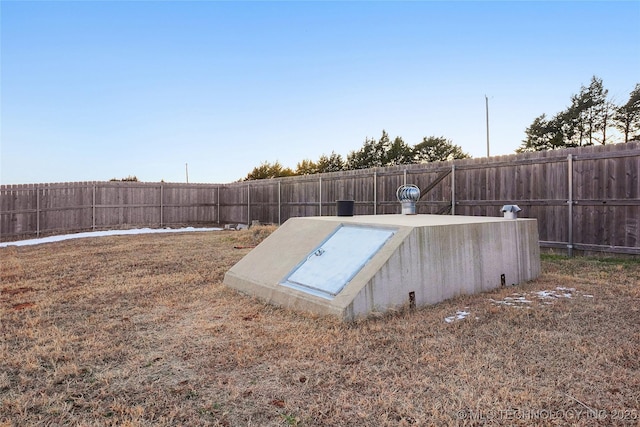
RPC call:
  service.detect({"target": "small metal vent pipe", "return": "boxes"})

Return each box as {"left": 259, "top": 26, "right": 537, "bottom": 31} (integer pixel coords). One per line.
{"left": 501, "top": 204, "right": 521, "bottom": 219}
{"left": 396, "top": 184, "right": 420, "bottom": 215}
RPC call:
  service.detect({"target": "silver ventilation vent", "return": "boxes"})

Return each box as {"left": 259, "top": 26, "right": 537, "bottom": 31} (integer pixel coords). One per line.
{"left": 396, "top": 184, "right": 420, "bottom": 215}
{"left": 501, "top": 204, "right": 521, "bottom": 219}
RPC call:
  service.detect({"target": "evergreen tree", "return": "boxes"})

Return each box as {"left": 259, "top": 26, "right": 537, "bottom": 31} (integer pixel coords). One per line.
{"left": 110, "top": 175, "right": 139, "bottom": 182}
{"left": 614, "top": 83, "right": 640, "bottom": 143}
{"left": 521, "top": 75, "right": 626, "bottom": 151}
{"left": 346, "top": 136, "right": 379, "bottom": 169}
{"left": 413, "top": 136, "right": 470, "bottom": 162}
{"left": 564, "top": 77, "right": 609, "bottom": 146}
{"left": 373, "top": 130, "right": 392, "bottom": 166}
{"left": 316, "top": 151, "right": 345, "bottom": 173}
{"left": 245, "top": 161, "right": 294, "bottom": 180}
{"left": 243, "top": 130, "right": 471, "bottom": 178}
{"left": 567, "top": 88, "right": 592, "bottom": 147}
{"left": 346, "top": 130, "right": 409, "bottom": 169}
{"left": 518, "top": 114, "right": 566, "bottom": 152}
{"left": 385, "top": 136, "right": 414, "bottom": 165}
{"left": 295, "top": 159, "right": 318, "bottom": 175}
{"left": 584, "top": 76, "right": 609, "bottom": 145}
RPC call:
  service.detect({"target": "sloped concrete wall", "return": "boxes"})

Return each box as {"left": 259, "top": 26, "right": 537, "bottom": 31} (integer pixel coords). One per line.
{"left": 345, "top": 219, "right": 540, "bottom": 319}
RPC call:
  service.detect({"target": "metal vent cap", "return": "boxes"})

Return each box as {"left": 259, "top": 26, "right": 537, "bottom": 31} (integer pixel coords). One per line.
{"left": 501, "top": 204, "right": 522, "bottom": 219}
{"left": 396, "top": 184, "right": 420, "bottom": 215}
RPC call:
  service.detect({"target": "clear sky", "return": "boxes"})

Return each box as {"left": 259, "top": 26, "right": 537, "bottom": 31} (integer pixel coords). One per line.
{"left": 1, "top": 1, "right": 639, "bottom": 185}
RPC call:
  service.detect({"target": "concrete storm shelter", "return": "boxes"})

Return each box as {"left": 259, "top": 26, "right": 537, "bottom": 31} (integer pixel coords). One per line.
{"left": 224, "top": 214, "right": 540, "bottom": 321}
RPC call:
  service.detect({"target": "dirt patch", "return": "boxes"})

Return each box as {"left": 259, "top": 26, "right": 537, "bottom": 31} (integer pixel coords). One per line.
{"left": 11, "top": 301, "right": 35, "bottom": 310}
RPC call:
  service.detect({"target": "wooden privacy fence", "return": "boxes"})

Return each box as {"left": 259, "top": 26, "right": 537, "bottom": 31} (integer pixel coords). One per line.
{"left": 0, "top": 182, "right": 222, "bottom": 240}
{"left": 1, "top": 142, "right": 639, "bottom": 255}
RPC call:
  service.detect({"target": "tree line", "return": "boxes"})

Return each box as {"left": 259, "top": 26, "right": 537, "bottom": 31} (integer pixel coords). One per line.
{"left": 244, "top": 76, "right": 639, "bottom": 180}
{"left": 244, "top": 131, "right": 469, "bottom": 180}
{"left": 518, "top": 76, "right": 640, "bottom": 152}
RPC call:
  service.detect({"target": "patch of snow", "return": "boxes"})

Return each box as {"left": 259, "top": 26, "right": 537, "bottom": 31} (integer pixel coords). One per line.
{"left": 555, "top": 287, "right": 575, "bottom": 298}
{"left": 490, "top": 293, "right": 532, "bottom": 307}
{"left": 535, "top": 290, "right": 559, "bottom": 299}
{"left": 0, "top": 227, "right": 222, "bottom": 248}
{"left": 492, "top": 287, "right": 585, "bottom": 308}
{"left": 445, "top": 310, "right": 471, "bottom": 323}
{"left": 582, "top": 294, "right": 594, "bottom": 298}
{"left": 535, "top": 287, "right": 575, "bottom": 300}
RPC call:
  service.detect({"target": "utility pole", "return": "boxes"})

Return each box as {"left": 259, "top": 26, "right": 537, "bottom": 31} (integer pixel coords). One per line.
{"left": 185, "top": 163, "right": 189, "bottom": 183}
{"left": 485, "top": 95, "right": 490, "bottom": 157}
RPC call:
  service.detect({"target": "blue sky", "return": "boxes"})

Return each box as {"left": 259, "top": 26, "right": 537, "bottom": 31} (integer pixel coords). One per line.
{"left": 2, "top": 1, "right": 639, "bottom": 185}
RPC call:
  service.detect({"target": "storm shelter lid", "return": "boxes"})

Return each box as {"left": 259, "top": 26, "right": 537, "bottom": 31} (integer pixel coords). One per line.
{"left": 280, "top": 225, "right": 396, "bottom": 299}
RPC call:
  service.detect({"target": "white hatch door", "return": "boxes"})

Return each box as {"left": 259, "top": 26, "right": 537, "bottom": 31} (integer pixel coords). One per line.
{"left": 281, "top": 225, "right": 395, "bottom": 299}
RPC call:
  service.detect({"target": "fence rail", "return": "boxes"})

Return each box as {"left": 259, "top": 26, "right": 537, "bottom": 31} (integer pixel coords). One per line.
{"left": 2, "top": 142, "right": 639, "bottom": 255}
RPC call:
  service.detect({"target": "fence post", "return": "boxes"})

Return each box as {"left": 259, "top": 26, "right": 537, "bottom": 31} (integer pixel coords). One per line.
{"left": 217, "top": 186, "right": 220, "bottom": 224}
{"left": 451, "top": 164, "right": 456, "bottom": 215}
{"left": 160, "top": 184, "right": 164, "bottom": 227}
{"left": 36, "top": 185, "right": 40, "bottom": 237}
{"left": 92, "top": 184, "right": 96, "bottom": 230}
{"left": 278, "top": 181, "right": 281, "bottom": 225}
{"left": 567, "top": 154, "right": 574, "bottom": 257}
{"left": 373, "top": 171, "right": 377, "bottom": 215}
{"left": 319, "top": 177, "right": 322, "bottom": 216}
{"left": 247, "top": 183, "right": 250, "bottom": 224}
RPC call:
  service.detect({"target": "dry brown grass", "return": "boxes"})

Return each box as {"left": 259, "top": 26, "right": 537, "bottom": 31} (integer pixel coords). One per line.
{"left": 1, "top": 227, "right": 639, "bottom": 426}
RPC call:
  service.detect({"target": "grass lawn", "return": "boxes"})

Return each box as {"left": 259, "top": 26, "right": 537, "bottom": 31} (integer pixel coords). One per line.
{"left": 1, "top": 227, "right": 639, "bottom": 426}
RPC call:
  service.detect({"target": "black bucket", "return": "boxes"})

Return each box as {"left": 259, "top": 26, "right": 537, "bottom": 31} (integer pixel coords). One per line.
{"left": 336, "top": 200, "right": 355, "bottom": 217}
